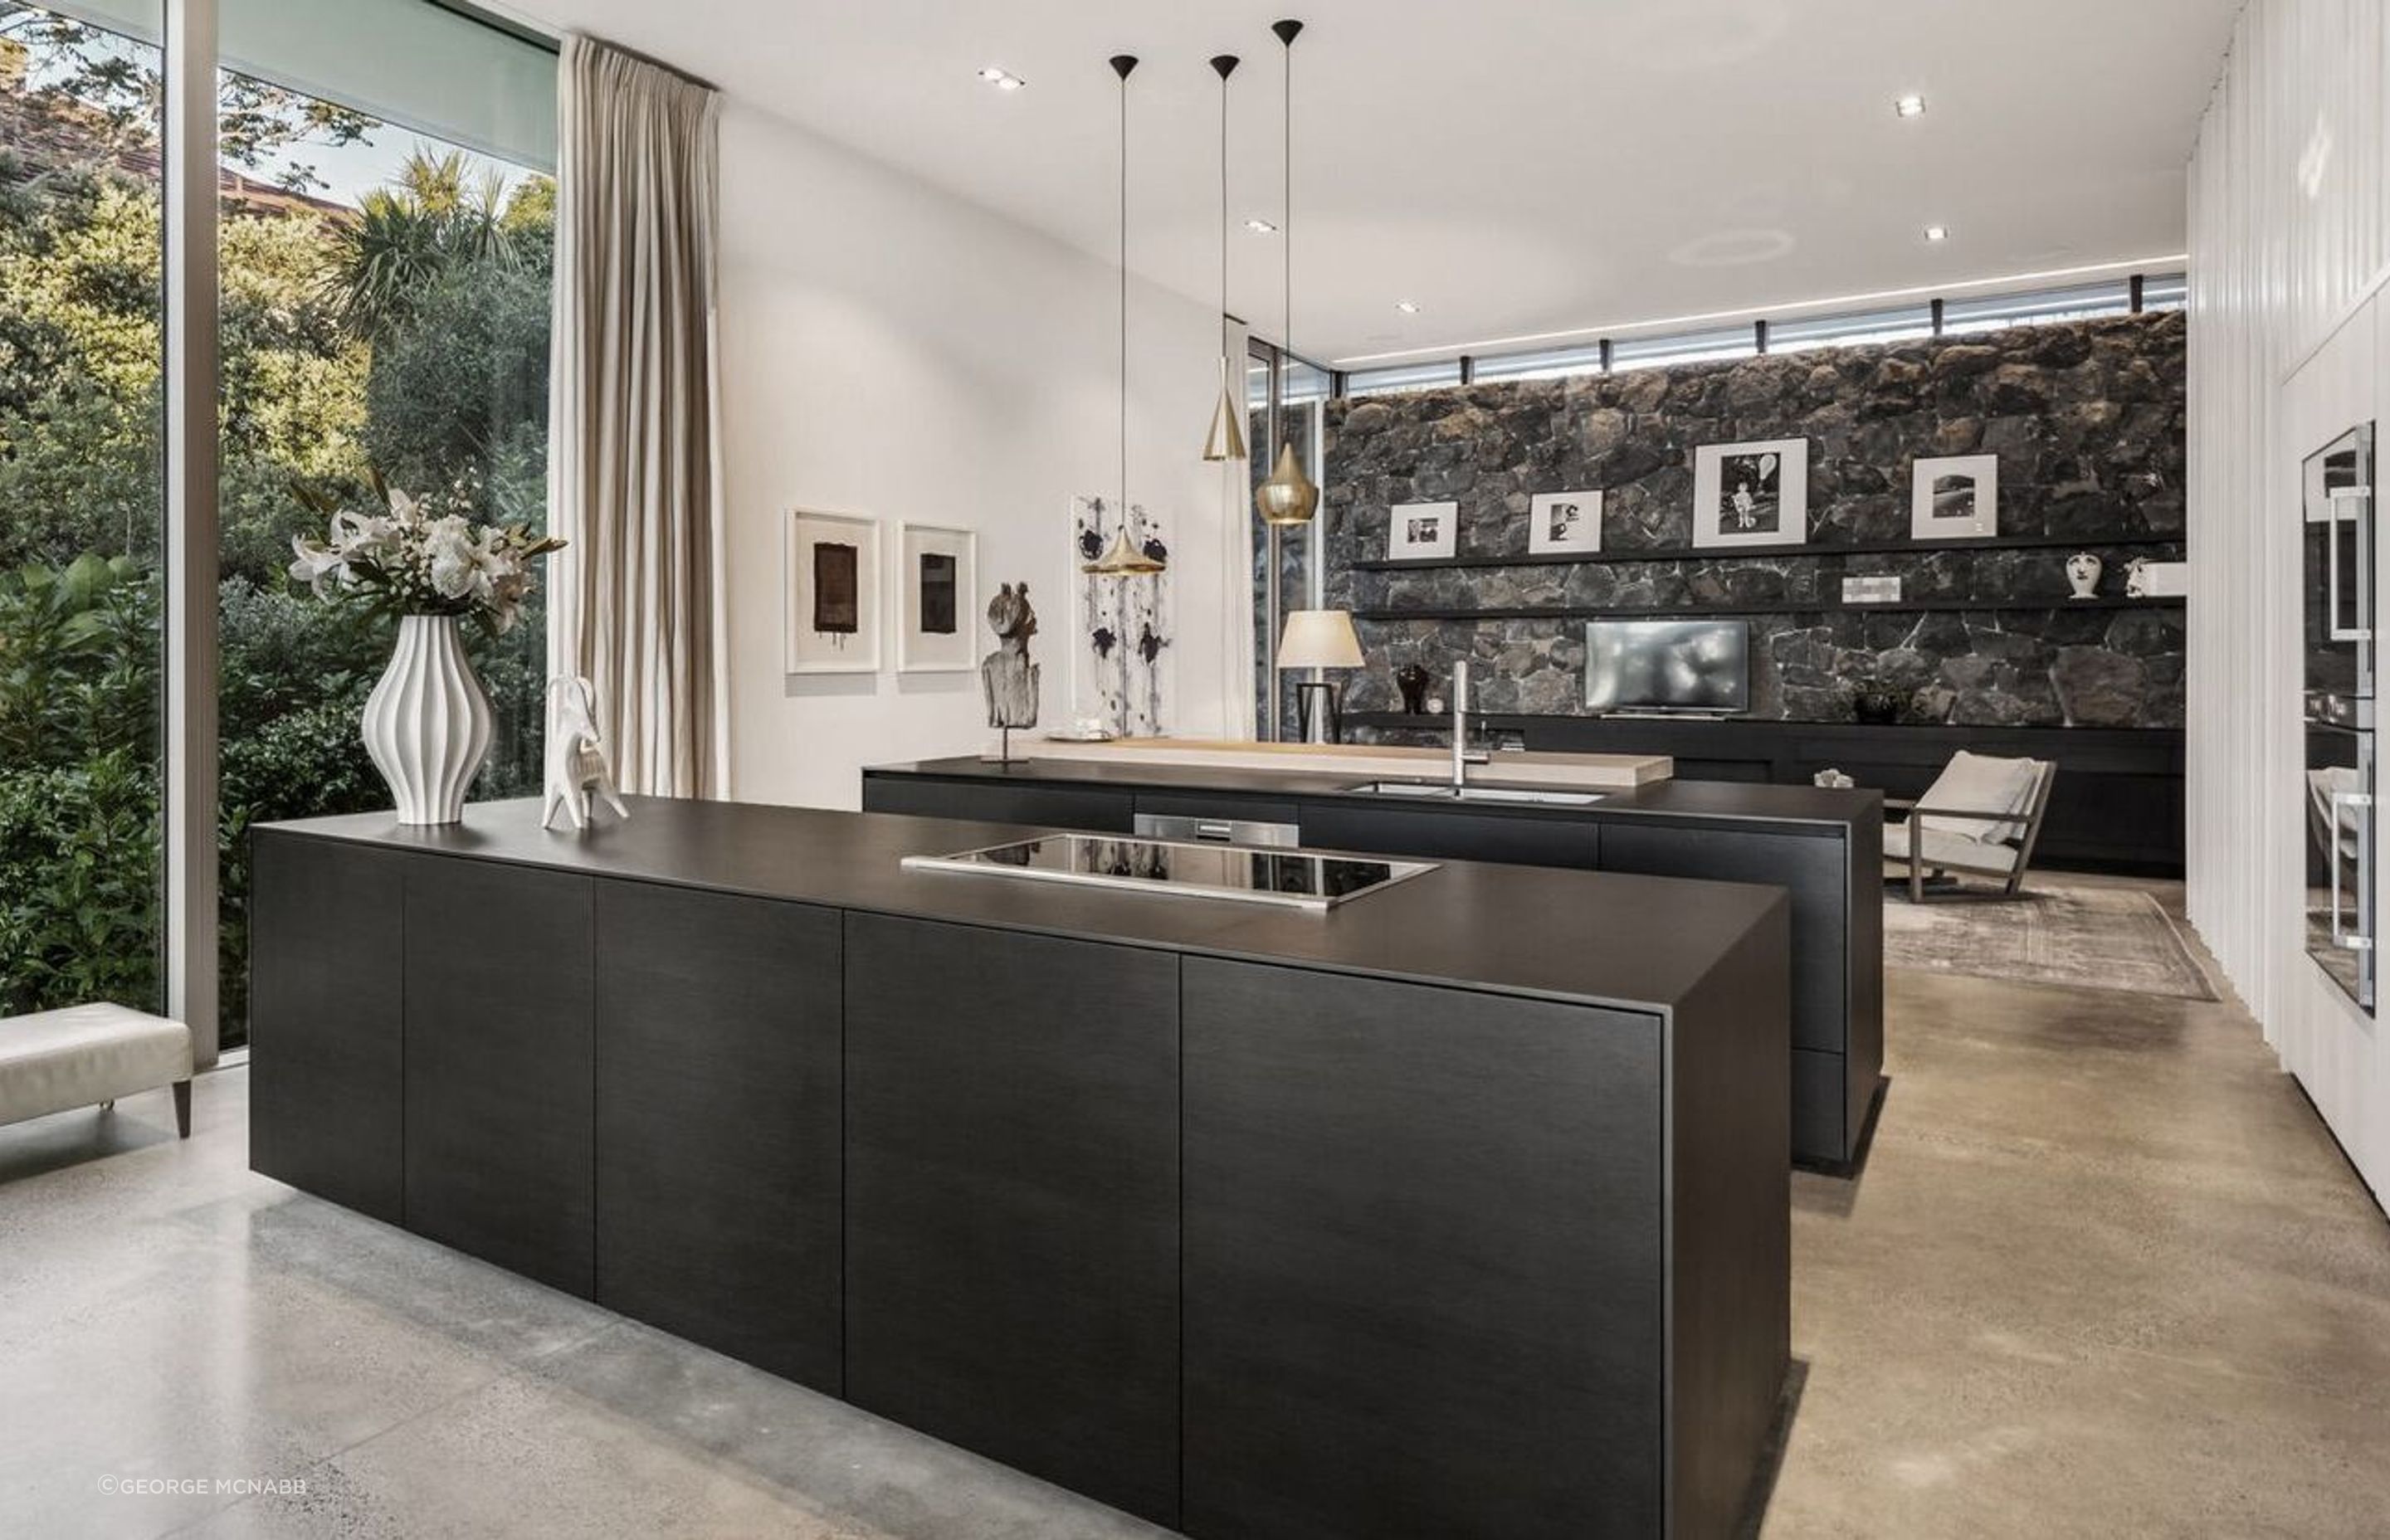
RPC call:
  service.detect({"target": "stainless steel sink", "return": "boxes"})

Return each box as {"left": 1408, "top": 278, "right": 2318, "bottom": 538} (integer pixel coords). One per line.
{"left": 1344, "top": 780, "right": 1606, "bottom": 807}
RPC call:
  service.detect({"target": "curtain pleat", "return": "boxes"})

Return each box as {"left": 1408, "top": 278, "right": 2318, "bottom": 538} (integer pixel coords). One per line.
{"left": 549, "top": 34, "right": 724, "bottom": 797}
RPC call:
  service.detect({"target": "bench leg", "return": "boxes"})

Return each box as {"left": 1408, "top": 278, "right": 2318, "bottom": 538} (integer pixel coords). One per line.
{"left": 173, "top": 1079, "right": 191, "bottom": 1138}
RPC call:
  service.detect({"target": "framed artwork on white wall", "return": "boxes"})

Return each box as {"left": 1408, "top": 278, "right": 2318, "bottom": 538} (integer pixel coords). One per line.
{"left": 895, "top": 521, "right": 977, "bottom": 672}
{"left": 1529, "top": 490, "right": 1603, "bottom": 555}
{"left": 1910, "top": 454, "right": 1999, "bottom": 539}
{"left": 1692, "top": 438, "right": 1808, "bottom": 549}
{"left": 1387, "top": 500, "right": 1459, "bottom": 561}
{"left": 784, "top": 509, "right": 881, "bottom": 674}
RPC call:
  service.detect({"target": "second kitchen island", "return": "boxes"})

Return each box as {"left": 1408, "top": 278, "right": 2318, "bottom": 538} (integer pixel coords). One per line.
{"left": 251, "top": 797, "right": 1792, "bottom": 1539}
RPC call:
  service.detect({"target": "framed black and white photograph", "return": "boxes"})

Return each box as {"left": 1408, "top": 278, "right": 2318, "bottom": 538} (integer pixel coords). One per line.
{"left": 1692, "top": 438, "right": 1808, "bottom": 549}
{"left": 1528, "top": 490, "right": 1603, "bottom": 555}
{"left": 1910, "top": 454, "right": 1999, "bottom": 539}
{"left": 785, "top": 509, "right": 881, "bottom": 674}
{"left": 895, "top": 520, "right": 977, "bottom": 672}
{"left": 1388, "top": 500, "right": 1459, "bottom": 561}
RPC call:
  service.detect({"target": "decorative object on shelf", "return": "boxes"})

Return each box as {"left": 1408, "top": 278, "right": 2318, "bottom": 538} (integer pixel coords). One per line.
{"left": 1528, "top": 489, "right": 1603, "bottom": 555}
{"left": 1813, "top": 767, "right": 1857, "bottom": 789}
{"left": 1073, "top": 494, "right": 1171, "bottom": 738}
{"left": 1388, "top": 500, "right": 1460, "bottom": 561}
{"left": 1395, "top": 662, "right": 1432, "bottom": 715}
{"left": 979, "top": 582, "right": 1041, "bottom": 763}
{"left": 1851, "top": 682, "right": 1907, "bottom": 725}
{"left": 895, "top": 521, "right": 978, "bottom": 673}
{"left": 784, "top": 509, "right": 881, "bottom": 673}
{"left": 2066, "top": 551, "right": 2104, "bottom": 599}
{"left": 2128, "top": 558, "right": 2189, "bottom": 597}
{"left": 288, "top": 474, "right": 562, "bottom": 826}
{"left": 1910, "top": 454, "right": 1999, "bottom": 539}
{"left": 1201, "top": 55, "right": 1247, "bottom": 463}
{"left": 1255, "top": 19, "right": 1319, "bottom": 527}
{"left": 1842, "top": 574, "right": 1904, "bottom": 605}
{"left": 1277, "top": 609, "right": 1364, "bottom": 743}
{"left": 541, "top": 675, "right": 629, "bottom": 831}
{"left": 1692, "top": 437, "right": 1809, "bottom": 549}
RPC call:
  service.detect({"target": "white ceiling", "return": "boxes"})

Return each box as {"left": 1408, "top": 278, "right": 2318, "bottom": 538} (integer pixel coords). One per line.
{"left": 499, "top": 0, "right": 2241, "bottom": 365}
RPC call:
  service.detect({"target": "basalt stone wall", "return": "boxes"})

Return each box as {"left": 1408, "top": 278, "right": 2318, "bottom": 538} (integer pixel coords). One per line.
{"left": 1316, "top": 310, "right": 2188, "bottom": 729}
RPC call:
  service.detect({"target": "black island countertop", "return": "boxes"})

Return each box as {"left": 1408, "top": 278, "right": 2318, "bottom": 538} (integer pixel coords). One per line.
{"left": 264, "top": 794, "right": 1786, "bottom": 1015}
{"left": 251, "top": 795, "right": 1794, "bottom": 1539}
{"left": 869, "top": 752, "right": 1879, "bottom": 836}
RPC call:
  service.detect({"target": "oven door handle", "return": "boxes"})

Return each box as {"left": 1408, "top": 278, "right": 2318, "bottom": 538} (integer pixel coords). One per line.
{"left": 2331, "top": 788, "right": 2376, "bottom": 952}
{"left": 2329, "top": 486, "right": 2373, "bottom": 644}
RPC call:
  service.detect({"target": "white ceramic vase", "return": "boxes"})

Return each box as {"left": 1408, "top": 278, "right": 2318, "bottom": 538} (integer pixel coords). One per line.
{"left": 2066, "top": 552, "right": 2104, "bottom": 600}
{"left": 363, "top": 615, "right": 492, "bottom": 825}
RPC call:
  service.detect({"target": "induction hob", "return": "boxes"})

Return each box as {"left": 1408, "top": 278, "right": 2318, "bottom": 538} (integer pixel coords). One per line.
{"left": 900, "top": 834, "right": 1436, "bottom": 911}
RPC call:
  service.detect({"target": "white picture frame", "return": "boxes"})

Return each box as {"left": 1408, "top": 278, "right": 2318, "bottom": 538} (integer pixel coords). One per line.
{"left": 1910, "top": 454, "right": 1999, "bottom": 540}
{"left": 1528, "top": 490, "right": 1603, "bottom": 556}
{"left": 1692, "top": 438, "right": 1808, "bottom": 549}
{"left": 784, "top": 509, "right": 881, "bottom": 674}
{"left": 894, "top": 521, "right": 977, "bottom": 673}
{"left": 1388, "top": 500, "right": 1459, "bottom": 561}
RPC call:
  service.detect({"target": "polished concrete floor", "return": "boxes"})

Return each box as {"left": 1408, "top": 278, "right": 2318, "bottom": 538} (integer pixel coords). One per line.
{"left": 5, "top": 896, "right": 2390, "bottom": 1538}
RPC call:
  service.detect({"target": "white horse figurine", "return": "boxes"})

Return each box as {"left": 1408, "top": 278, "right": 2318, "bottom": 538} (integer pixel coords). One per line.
{"left": 543, "top": 675, "right": 629, "bottom": 831}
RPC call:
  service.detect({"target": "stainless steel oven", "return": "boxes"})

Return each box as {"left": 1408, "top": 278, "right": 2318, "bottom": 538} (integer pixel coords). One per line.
{"left": 2305, "top": 423, "right": 2376, "bottom": 1011}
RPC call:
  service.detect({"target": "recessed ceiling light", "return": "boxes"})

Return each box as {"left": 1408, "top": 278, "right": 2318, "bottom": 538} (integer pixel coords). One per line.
{"left": 977, "top": 66, "right": 1026, "bottom": 90}
{"left": 1245, "top": 217, "right": 1279, "bottom": 234}
{"left": 1924, "top": 225, "right": 1949, "bottom": 241}
{"left": 1894, "top": 93, "right": 1926, "bottom": 118}
{"left": 1395, "top": 300, "right": 1422, "bottom": 314}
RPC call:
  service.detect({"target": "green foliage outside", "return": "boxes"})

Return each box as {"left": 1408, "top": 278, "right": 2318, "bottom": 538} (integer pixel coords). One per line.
{"left": 0, "top": 16, "right": 552, "bottom": 1040}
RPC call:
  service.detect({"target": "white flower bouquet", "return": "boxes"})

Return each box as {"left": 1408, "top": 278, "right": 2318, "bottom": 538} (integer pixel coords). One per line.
{"left": 290, "top": 473, "right": 564, "bottom": 633}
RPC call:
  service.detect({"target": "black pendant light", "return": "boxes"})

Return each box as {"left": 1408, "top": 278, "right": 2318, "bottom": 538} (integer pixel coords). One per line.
{"left": 1256, "top": 18, "right": 1319, "bottom": 527}
{"left": 1086, "top": 54, "right": 1165, "bottom": 577}
{"left": 1201, "top": 54, "right": 1249, "bottom": 462}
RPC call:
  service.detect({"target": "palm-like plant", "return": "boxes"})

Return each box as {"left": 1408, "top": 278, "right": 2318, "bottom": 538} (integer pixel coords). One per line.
{"left": 328, "top": 149, "right": 519, "bottom": 340}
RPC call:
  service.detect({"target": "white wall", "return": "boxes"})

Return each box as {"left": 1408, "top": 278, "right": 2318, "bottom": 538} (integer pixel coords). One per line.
{"left": 2188, "top": 0, "right": 2390, "bottom": 1202}
{"left": 713, "top": 100, "right": 1249, "bottom": 811}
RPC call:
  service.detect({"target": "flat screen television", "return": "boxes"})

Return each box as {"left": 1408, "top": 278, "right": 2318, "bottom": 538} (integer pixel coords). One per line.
{"left": 1583, "top": 619, "right": 1750, "bottom": 714}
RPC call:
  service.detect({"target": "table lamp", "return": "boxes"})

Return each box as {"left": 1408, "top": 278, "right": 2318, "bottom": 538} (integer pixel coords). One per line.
{"left": 1277, "top": 609, "right": 1364, "bottom": 744}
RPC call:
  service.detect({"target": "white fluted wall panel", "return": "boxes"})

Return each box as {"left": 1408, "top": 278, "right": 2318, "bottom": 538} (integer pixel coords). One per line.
{"left": 2188, "top": 0, "right": 2390, "bottom": 1203}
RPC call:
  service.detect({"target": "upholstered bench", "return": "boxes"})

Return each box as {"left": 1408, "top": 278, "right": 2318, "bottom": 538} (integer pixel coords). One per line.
{"left": 0, "top": 1004, "right": 193, "bottom": 1138}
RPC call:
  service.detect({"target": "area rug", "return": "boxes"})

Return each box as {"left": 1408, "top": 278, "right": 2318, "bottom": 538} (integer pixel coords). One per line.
{"left": 1882, "top": 885, "right": 2218, "bottom": 1001}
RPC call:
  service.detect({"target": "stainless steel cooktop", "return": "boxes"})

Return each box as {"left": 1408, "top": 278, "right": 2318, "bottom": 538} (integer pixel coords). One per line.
{"left": 900, "top": 834, "right": 1436, "bottom": 911}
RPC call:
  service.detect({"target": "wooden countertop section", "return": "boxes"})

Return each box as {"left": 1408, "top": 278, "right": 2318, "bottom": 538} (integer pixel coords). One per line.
{"left": 1018, "top": 736, "right": 1673, "bottom": 790}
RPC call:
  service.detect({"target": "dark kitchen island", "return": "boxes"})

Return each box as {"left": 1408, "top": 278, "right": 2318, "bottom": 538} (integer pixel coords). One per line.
{"left": 249, "top": 796, "right": 1792, "bottom": 1539}
{"left": 866, "top": 752, "right": 1884, "bottom": 1170}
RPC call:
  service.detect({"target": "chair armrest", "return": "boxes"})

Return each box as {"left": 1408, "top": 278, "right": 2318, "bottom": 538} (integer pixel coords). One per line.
{"left": 1890, "top": 805, "right": 2022, "bottom": 826}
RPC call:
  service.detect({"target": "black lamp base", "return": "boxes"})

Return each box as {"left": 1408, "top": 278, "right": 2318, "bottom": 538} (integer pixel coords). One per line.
{"left": 1293, "top": 680, "right": 1343, "bottom": 744}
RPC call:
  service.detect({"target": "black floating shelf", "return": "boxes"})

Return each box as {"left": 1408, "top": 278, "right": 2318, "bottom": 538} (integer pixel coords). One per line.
{"left": 1344, "top": 531, "right": 2185, "bottom": 572}
{"left": 1354, "top": 597, "right": 2187, "bottom": 622}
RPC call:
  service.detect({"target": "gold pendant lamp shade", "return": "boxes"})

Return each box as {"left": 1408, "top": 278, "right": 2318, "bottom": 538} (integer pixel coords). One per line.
{"left": 1085, "top": 524, "right": 1167, "bottom": 577}
{"left": 1256, "top": 18, "right": 1318, "bottom": 527}
{"left": 1202, "top": 54, "right": 1248, "bottom": 463}
{"left": 1257, "top": 441, "right": 1319, "bottom": 525}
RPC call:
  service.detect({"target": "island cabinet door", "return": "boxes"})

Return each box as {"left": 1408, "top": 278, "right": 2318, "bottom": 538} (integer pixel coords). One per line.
{"left": 1296, "top": 801, "right": 1604, "bottom": 869}
{"left": 402, "top": 859, "right": 597, "bottom": 1298}
{"left": 859, "top": 775, "right": 1137, "bottom": 832}
{"left": 842, "top": 914, "right": 1182, "bottom": 1529}
{"left": 592, "top": 880, "right": 843, "bottom": 1396}
{"left": 1182, "top": 959, "right": 1666, "bottom": 1540}
{"left": 249, "top": 833, "right": 405, "bottom": 1225}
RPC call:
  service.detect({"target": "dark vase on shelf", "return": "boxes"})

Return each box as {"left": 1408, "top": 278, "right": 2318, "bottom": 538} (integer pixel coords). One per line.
{"left": 1851, "top": 686, "right": 1905, "bottom": 726}
{"left": 1394, "top": 664, "right": 1432, "bottom": 715}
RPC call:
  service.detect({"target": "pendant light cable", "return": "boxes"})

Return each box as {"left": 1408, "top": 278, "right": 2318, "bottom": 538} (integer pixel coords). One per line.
{"left": 1113, "top": 55, "right": 1134, "bottom": 527}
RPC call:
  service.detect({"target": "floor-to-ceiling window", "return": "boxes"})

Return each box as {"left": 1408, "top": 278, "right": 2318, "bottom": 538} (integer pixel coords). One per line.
{"left": 1247, "top": 337, "right": 1328, "bottom": 738}
{"left": 0, "top": 2, "right": 168, "bottom": 1016}
{"left": 211, "top": 2, "right": 554, "bottom": 1045}
{"left": 0, "top": 0, "right": 553, "bottom": 1047}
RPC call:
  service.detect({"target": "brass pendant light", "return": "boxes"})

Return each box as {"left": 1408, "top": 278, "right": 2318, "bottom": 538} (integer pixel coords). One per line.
{"left": 1086, "top": 55, "right": 1167, "bottom": 578}
{"left": 1256, "top": 17, "right": 1319, "bottom": 527}
{"left": 1201, "top": 54, "right": 1249, "bottom": 462}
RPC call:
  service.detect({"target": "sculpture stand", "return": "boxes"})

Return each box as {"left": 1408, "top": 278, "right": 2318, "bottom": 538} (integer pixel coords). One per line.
{"left": 979, "top": 726, "right": 1021, "bottom": 767}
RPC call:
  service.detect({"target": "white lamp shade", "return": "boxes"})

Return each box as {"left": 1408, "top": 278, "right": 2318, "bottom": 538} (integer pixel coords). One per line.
{"left": 1277, "top": 610, "right": 1364, "bottom": 670}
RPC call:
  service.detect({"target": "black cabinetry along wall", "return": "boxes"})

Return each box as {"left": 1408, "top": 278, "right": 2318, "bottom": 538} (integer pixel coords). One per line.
{"left": 1319, "top": 312, "right": 2188, "bottom": 729}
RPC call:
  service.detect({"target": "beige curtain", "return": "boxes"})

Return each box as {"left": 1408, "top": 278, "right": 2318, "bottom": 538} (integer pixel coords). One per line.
{"left": 549, "top": 34, "right": 726, "bottom": 797}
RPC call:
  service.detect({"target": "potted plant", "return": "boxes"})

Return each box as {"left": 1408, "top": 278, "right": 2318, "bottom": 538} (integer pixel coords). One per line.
{"left": 289, "top": 474, "right": 563, "bottom": 825}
